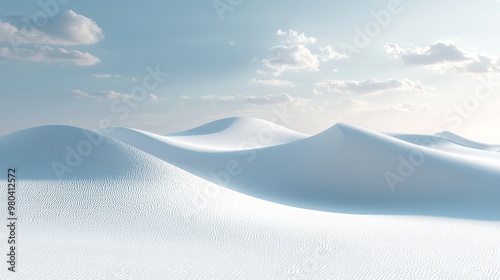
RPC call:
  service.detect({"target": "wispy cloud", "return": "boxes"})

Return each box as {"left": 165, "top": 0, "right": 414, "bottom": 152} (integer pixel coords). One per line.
{"left": 337, "top": 98, "right": 370, "bottom": 108}
{"left": 92, "top": 73, "right": 121, "bottom": 79}
{"left": 182, "top": 92, "right": 311, "bottom": 106}
{"left": 370, "top": 103, "right": 431, "bottom": 113}
{"left": 72, "top": 89, "right": 160, "bottom": 101}
{"left": 251, "top": 78, "right": 296, "bottom": 87}
{"left": 315, "top": 78, "right": 433, "bottom": 95}
{"left": 385, "top": 42, "right": 500, "bottom": 73}
{"left": 0, "top": 46, "right": 100, "bottom": 66}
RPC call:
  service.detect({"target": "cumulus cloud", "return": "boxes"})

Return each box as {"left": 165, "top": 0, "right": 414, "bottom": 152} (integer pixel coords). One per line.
{"left": 182, "top": 92, "right": 311, "bottom": 106}
{"left": 264, "top": 44, "right": 319, "bottom": 76}
{"left": 0, "top": 10, "right": 103, "bottom": 66}
{"left": 72, "top": 89, "right": 160, "bottom": 101}
{"left": 0, "top": 10, "right": 103, "bottom": 46}
{"left": 0, "top": 46, "right": 100, "bottom": 66}
{"left": 315, "top": 78, "right": 433, "bottom": 95}
{"left": 251, "top": 78, "right": 296, "bottom": 87}
{"left": 263, "top": 29, "right": 345, "bottom": 76}
{"left": 385, "top": 42, "right": 500, "bottom": 73}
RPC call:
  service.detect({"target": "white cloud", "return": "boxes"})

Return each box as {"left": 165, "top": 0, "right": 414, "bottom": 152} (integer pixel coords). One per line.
{"left": 251, "top": 78, "right": 296, "bottom": 87}
{"left": 0, "top": 10, "right": 103, "bottom": 46}
{"left": 92, "top": 73, "right": 121, "bottom": 79}
{"left": 315, "top": 78, "right": 433, "bottom": 95}
{"left": 276, "top": 29, "right": 316, "bottom": 44}
{"left": 0, "top": 46, "right": 100, "bottom": 66}
{"left": 183, "top": 92, "right": 311, "bottom": 106}
{"left": 385, "top": 42, "right": 500, "bottom": 73}
{"left": 264, "top": 44, "right": 319, "bottom": 76}
{"left": 72, "top": 89, "right": 160, "bottom": 101}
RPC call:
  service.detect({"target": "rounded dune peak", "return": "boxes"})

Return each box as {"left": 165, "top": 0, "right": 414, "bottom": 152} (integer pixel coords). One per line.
{"left": 169, "top": 116, "right": 308, "bottom": 138}
{"left": 167, "top": 117, "right": 259, "bottom": 136}
{"left": 108, "top": 117, "right": 310, "bottom": 152}
{"left": 0, "top": 125, "right": 169, "bottom": 180}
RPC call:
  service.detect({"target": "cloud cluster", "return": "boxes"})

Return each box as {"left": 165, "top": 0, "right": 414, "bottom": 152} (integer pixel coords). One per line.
{"left": 315, "top": 78, "right": 432, "bottom": 95}
{"left": 0, "top": 10, "right": 103, "bottom": 66}
{"left": 263, "top": 29, "right": 345, "bottom": 76}
{"left": 385, "top": 42, "right": 500, "bottom": 73}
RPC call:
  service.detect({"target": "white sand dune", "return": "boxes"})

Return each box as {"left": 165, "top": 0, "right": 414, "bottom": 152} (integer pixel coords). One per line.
{"left": 116, "top": 117, "right": 308, "bottom": 152}
{"left": 1, "top": 122, "right": 500, "bottom": 279}
{"left": 104, "top": 118, "right": 500, "bottom": 220}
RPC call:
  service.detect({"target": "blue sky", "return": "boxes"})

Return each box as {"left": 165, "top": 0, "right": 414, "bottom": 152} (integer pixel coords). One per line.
{"left": 1, "top": 0, "right": 500, "bottom": 142}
